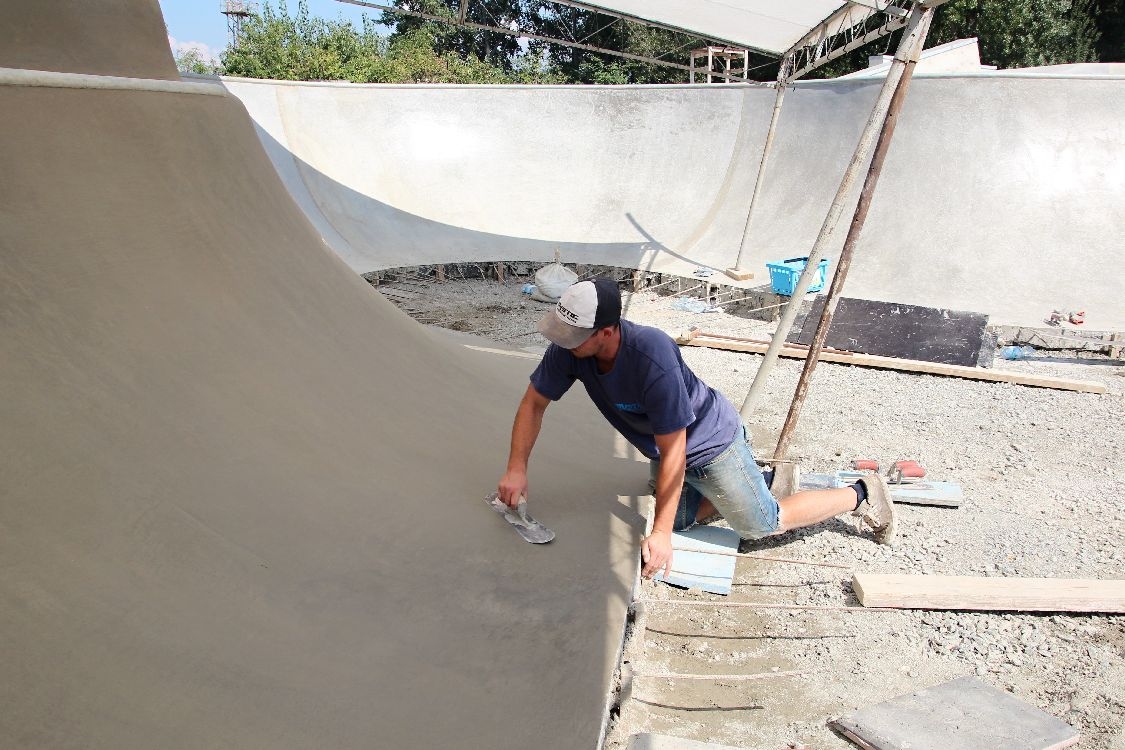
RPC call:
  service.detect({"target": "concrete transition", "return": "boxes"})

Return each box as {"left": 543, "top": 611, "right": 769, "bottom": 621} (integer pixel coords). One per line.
{"left": 3, "top": 1, "right": 1123, "bottom": 746}
{"left": 1, "top": 2, "right": 645, "bottom": 748}
{"left": 220, "top": 70, "right": 1125, "bottom": 330}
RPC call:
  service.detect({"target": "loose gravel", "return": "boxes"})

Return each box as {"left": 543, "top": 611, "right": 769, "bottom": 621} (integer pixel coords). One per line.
{"left": 372, "top": 274, "right": 1125, "bottom": 750}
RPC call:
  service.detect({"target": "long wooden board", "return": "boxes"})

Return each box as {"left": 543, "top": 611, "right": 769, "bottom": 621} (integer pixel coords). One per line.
{"left": 676, "top": 330, "right": 1106, "bottom": 394}
{"left": 852, "top": 574, "right": 1125, "bottom": 613}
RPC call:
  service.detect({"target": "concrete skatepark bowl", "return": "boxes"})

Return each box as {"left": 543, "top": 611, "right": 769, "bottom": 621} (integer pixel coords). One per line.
{"left": 2, "top": 1, "right": 1123, "bottom": 748}
{"left": 221, "top": 70, "right": 1125, "bottom": 330}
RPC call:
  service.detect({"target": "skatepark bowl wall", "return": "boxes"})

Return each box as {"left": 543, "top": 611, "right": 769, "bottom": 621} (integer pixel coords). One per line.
{"left": 218, "top": 72, "right": 1125, "bottom": 331}
{"left": 0, "top": 64, "right": 647, "bottom": 750}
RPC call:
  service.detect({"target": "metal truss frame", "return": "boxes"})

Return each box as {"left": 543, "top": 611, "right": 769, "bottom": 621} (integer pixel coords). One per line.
{"left": 781, "top": 1, "right": 919, "bottom": 81}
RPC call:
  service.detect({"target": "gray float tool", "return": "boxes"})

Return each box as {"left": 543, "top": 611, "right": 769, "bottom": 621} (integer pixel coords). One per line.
{"left": 484, "top": 491, "right": 555, "bottom": 544}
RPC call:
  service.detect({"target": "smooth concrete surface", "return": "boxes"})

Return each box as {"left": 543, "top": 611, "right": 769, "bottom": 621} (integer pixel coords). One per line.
{"left": 0, "top": 0, "right": 178, "bottom": 80}
{"left": 222, "top": 74, "right": 1125, "bottom": 329}
{"left": 0, "top": 70, "right": 646, "bottom": 750}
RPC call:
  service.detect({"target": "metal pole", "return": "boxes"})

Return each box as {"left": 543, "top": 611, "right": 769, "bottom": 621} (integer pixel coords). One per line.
{"left": 738, "top": 4, "right": 932, "bottom": 422}
{"left": 773, "top": 6, "right": 935, "bottom": 460}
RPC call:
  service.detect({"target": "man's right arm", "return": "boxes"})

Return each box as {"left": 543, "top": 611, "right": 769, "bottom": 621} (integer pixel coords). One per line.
{"left": 498, "top": 383, "right": 551, "bottom": 507}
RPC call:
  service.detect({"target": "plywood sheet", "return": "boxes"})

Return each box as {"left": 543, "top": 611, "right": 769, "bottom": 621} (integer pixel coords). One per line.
{"left": 789, "top": 297, "right": 991, "bottom": 367}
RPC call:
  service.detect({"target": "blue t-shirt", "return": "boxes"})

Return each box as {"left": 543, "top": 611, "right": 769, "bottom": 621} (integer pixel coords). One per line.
{"left": 530, "top": 320, "right": 741, "bottom": 468}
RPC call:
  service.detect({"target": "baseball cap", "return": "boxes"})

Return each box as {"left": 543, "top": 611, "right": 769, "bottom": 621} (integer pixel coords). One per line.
{"left": 536, "top": 278, "right": 622, "bottom": 349}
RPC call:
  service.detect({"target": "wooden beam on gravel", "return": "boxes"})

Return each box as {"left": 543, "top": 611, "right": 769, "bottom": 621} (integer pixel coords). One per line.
{"left": 852, "top": 573, "right": 1125, "bottom": 613}
{"left": 676, "top": 329, "right": 1106, "bottom": 394}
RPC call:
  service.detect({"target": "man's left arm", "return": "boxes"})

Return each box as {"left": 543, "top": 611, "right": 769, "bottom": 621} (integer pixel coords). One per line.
{"left": 643, "top": 428, "right": 687, "bottom": 579}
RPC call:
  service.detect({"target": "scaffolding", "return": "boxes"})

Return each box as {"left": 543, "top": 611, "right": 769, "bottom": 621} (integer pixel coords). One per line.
{"left": 688, "top": 46, "right": 749, "bottom": 83}
{"left": 221, "top": 0, "right": 255, "bottom": 48}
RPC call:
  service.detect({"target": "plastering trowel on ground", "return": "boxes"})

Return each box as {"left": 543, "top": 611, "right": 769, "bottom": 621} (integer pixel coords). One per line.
{"left": 484, "top": 492, "right": 555, "bottom": 543}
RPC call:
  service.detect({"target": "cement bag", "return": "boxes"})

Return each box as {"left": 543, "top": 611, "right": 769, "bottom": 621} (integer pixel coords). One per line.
{"left": 530, "top": 262, "right": 577, "bottom": 303}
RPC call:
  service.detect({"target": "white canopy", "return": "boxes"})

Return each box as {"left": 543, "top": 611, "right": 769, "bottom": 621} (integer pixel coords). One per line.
{"left": 555, "top": 1, "right": 859, "bottom": 55}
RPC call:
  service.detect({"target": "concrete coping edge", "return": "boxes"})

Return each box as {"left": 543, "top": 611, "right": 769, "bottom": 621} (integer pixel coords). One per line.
{"left": 0, "top": 67, "right": 230, "bottom": 96}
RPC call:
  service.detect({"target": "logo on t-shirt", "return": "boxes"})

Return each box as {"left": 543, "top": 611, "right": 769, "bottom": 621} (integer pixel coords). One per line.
{"left": 615, "top": 402, "right": 644, "bottom": 413}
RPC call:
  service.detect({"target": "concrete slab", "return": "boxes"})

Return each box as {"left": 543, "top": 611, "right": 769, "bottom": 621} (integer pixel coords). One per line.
{"left": 629, "top": 732, "right": 747, "bottom": 750}
{"left": 831, "top": 676, "right": 1079, "bottom": 750}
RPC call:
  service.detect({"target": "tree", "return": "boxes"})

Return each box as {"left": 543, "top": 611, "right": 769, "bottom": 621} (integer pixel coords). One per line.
{"left": 378, "top": 0, "right": 527, "bottom": 71}
{"left": 174, "top": 47, "right": 221, "bottom": 76}
{"left": 219, "top": 0, "right": 556, "bottom": 83}
{"left": 1092, "top": 0, "right": 1123, "bottom": 60}
{"left": 807, "top": 0, "right": 1103, "bottom": 78}
{"left": 929, "top": 0, "right": 1100, "bottom": 68}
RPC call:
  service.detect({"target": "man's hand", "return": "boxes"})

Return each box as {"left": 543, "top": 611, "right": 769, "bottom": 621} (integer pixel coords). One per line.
{"left": 497, "top": 470, "right": 528, "bottom": 509}
{"left": 641, "top": 530, "right": 673, "bottom": 579}
{"left": 498, "top": 385, "right": 549, "bottom": 509}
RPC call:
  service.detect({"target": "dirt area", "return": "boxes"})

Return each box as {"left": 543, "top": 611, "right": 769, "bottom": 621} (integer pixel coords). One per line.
{"left": 371, "top": 271, "right": 1125, "bottom": 750}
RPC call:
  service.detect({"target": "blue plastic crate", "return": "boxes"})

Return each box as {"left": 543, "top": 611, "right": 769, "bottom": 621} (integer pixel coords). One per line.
{"left": 766, "top": 257, "right": 830, "bottom": 296}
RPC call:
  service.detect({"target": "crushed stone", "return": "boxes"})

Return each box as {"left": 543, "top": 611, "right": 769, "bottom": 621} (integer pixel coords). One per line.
{"left": 370, "top": 272, "right": 1125, "bottom": 750}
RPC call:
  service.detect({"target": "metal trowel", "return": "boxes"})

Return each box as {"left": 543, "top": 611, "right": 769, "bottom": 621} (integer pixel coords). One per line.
{"left": 485, "top": 492, "right": 555, "bottom": 544}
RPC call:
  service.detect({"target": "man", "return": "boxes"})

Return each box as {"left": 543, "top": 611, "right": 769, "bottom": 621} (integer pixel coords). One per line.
{"left": 497, "top": 278, "right": 895, "bottom": 579}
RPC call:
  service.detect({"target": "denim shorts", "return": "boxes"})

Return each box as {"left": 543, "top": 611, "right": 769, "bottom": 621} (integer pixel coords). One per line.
{"left": 649, "top": 425, "right": 780, "bottom": 540}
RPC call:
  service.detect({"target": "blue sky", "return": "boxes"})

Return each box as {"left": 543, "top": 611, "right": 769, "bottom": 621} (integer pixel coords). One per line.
{"left": 159, "top": 0, "right": 388, "bottom": 61}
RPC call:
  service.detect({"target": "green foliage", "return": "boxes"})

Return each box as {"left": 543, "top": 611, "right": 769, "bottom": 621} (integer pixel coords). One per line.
{"left": 523, "top": 3, "right": 698, "bottom": 84}
{"left": 220, "top": 0, "right": 557, "bottom": 83}
{"left": 930, "top": 0, "right": 1101, "bottom": 68}
{"left": 174, "top": 47, "right": 221, "bottom": 76}
{"left": 1095, "top": 0, "right": 1125, "bottom": 60}
{"left": 807, "top": 0, "right": 1105, "bottom": 79}
{"left": 213, "top": 0, "right": 1119, "bottom": 85}
{"left": 379, "top": 0, "right": 527, "bottom": 71}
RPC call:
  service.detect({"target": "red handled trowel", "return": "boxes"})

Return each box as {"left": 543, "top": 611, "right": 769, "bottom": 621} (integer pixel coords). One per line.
{"left": 484, "top": 492, "right": 555, "bottom": 544}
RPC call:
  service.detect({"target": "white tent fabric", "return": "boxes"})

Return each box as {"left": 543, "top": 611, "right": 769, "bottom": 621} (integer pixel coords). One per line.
{"left": 559, "top": 1, "right": 853, "bottom": 55}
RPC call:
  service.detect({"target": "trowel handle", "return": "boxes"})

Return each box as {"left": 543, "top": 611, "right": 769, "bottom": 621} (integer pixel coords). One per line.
{"left": 516, "top": 494, "right": 529, "bottom": 522}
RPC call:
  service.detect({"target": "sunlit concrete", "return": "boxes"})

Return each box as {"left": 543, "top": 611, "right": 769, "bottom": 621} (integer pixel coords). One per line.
{"left": 224, "top": 71, "right": 1125, "bottom": 329}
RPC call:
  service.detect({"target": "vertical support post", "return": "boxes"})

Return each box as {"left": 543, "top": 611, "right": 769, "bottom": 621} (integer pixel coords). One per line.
{"left": 739, "top": 4, "right": 934, "bottom": 422}
{"left": 773, "top": 5, "right": 934, "bottom": 460}
{"left": 725, "top": 75, "right": 787, "bottom": 281}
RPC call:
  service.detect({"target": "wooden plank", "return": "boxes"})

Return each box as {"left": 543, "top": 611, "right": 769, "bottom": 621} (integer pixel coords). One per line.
{"left": 832, "top": 676, "right": 1079, "bottom": 750}
{"left": 676, "top": 330, "right": 1106, "bottom": 394}
{"left": 852, "top": 574, "right": 1125, "bottom": 613}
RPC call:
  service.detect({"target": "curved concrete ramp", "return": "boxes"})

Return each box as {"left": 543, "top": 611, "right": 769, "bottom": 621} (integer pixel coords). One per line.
{"left": 225, "top": 74, "right": 1125, "bottom": 329}
{"left": 0, "top": 0, "right": 178, "bottom": 79}
{"left": 222, "top": 77, "right": 770, "bottom": 279}
{"left": 0, "top": 72, "right": 644, "bottom": 748}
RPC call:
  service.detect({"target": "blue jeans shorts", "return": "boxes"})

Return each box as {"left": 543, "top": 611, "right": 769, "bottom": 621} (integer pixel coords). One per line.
{"left": 649, "top": 425, "right": 780, "bottom": 540}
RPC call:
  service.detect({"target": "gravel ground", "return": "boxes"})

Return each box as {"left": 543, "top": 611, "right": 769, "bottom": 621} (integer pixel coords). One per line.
{"left": 373, "top": 273, "right": 1125, "bottom": 750}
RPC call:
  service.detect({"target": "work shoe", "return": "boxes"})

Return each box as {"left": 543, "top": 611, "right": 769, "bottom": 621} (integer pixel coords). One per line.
{"left": 852, "top": 474, "right": 896, "bottom": 545}
{"left": 768, "top": 461, "right": 800, "bottom": 499}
